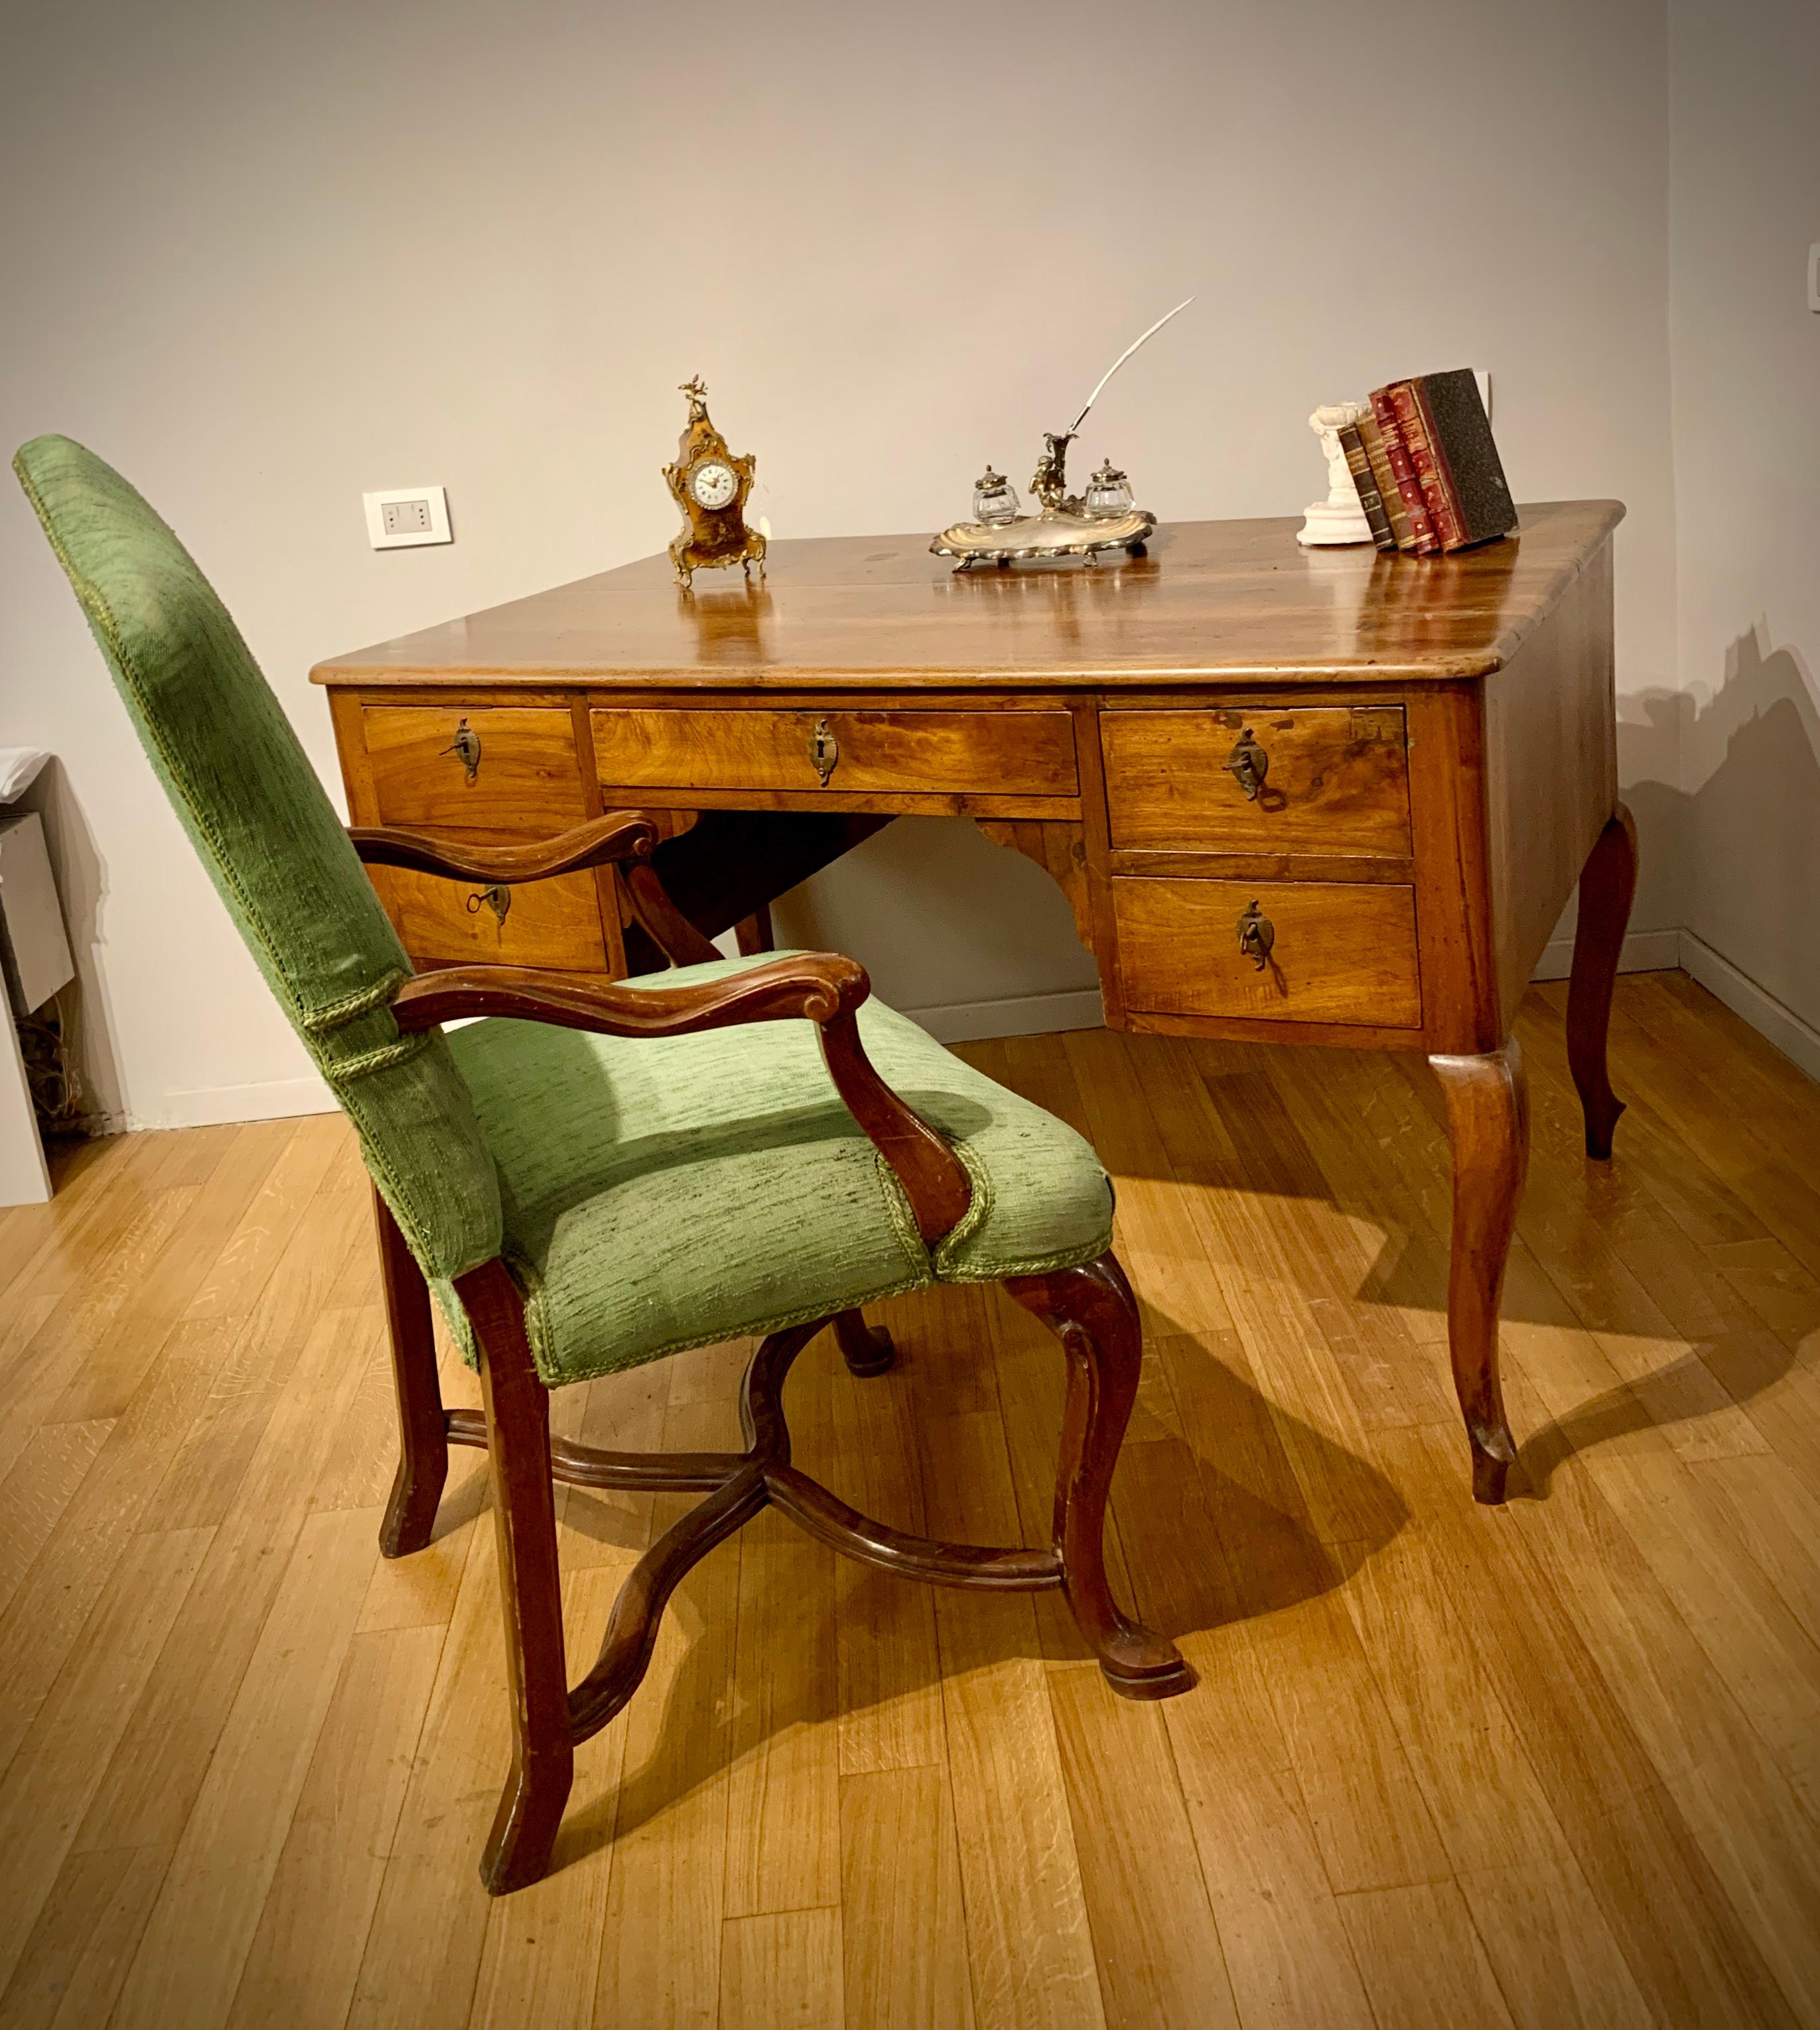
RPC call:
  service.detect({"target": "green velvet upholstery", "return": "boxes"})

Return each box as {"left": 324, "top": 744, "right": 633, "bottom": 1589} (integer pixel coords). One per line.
{"left": 14, "top": 434, "right": 502, "bottom": 1281}
{"left": 440, "top": 954, "right": 1113, "bottom": 1383}
{"left": 15, "top": 434, "right": 1115, "bottom": 1391}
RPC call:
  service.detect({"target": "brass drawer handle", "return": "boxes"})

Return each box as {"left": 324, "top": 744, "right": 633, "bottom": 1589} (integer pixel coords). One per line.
{"left": 809, "top": 716, "right": 839, "bottom": 787}
{"left": 466, "top": 884, "right": 511, "bottom": 925}
{"left": 1237, "top": 900, "right": 1275, "bottom": 970}
{"left": 441, "top": 717, "right": 482, "bottom": 785}
{"left": 1225, "top": 727, "right": 1268, "bottom": 801}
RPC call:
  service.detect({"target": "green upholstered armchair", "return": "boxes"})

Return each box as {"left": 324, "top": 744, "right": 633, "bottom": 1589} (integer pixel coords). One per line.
{"left": 15, "top": 434, "right": 1193, "bottom": 1895}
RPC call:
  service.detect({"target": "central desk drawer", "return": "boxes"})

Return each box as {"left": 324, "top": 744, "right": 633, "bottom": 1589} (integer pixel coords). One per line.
{"left": 1102, "top": 706, "right": 1410, "bottom": 856}
{"left": 1113, "top": 876, "right": 1421, "bottom": 1028}
{"left": 591, "top": 708, "right": 1078, "bottom": 798}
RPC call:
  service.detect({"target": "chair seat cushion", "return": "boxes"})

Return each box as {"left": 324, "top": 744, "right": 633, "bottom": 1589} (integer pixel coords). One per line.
{"left": 443, "top": 954, "right": 1113, "bottom": 1387}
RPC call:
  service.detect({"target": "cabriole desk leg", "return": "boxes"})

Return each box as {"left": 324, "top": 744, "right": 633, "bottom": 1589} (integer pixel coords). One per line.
{"left": 1429, "top": 1038, "right": 1530, "bottom": 1504}
{"left": 1567, "top": 803, "right": 1639, "bottom": 1159}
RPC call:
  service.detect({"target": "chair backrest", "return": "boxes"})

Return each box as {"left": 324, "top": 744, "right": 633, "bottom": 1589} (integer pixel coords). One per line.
{"left": 14, "top": 434, "right": 502, "bottom": 1281}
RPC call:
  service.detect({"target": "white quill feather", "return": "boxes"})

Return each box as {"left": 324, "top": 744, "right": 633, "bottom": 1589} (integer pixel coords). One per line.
{"left": 1066, "top": 297, "right": 1194, "bottom": 438}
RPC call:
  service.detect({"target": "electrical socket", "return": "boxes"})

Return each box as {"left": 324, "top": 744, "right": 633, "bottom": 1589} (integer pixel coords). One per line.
{"left": 364, "top": 486, "right": 451, "bottom": 549}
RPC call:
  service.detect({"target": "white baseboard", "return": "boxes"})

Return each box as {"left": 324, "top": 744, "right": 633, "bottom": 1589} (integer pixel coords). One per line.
{"left": 86, "top": 923, "right": 1820, "bottom": 1133}
{"left": 1530, "top": 927, "right": 1681, "bottom": 982}
{"left": 1677, "top": 931, "right": 1820, "bottom": 1084}
{"left": 904, "top": 986, "right": 1105, "bottom": 1045}
{"left": 127, "top": 1071, "right": 336, "bottom": 1132}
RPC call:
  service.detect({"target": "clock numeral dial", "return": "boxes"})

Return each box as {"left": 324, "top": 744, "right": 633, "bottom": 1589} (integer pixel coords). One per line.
{"left": 689, "top": 460, "right": 738, "bottom": 511}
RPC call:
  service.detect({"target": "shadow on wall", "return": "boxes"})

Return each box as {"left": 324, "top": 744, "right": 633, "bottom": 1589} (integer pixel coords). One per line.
{"left": 18, "top": 757, "right": 125, "bottom": 1126}
{"left": 1681, "top": 626, "right": 1820, "bottom": 1026}
{"left": 1614, "top": 626, "right": 1820, "bottom": 1030}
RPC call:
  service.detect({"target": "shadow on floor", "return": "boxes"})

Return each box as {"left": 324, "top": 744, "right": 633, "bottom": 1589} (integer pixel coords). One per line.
{"left": 543, "top": 1294, "right": 1407, "bottom": 1860}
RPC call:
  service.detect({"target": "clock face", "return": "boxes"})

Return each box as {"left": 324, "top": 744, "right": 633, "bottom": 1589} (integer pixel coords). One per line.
{"left": 689, "top": 459, "right": 738, "bottom": 511}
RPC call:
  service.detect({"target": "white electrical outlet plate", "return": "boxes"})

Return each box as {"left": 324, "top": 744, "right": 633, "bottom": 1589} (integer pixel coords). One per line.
{"left": 364, "top": 486, "right": 451, "bottom": 549}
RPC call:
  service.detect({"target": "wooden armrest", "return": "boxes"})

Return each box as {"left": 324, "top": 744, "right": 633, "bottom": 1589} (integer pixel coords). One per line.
{"left": 348, "top": 810, "right": 660, "bottom": 885}
{"left": 392, "top": 955, "right": 972, "bottom": 1245}
{"left": 350, "top": 810, "right": 719, "bottom": 967}
{"left": 391, "top": 951, "right": 869, "bottom": 1038}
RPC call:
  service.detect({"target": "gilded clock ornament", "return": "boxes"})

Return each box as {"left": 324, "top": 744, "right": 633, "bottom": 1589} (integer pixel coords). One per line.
{"left": 663, "top": 377, "right": 765, "bottom": 590}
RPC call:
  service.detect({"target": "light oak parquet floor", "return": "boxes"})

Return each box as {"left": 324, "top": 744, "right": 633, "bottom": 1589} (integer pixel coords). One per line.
{"left": 1, "top": 969, "right": 1817, "bottom": 2029}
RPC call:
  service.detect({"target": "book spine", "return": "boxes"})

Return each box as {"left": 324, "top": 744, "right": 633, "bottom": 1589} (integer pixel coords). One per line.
{"left": 1358, "top": 412, "right": 1415, "bottom": 549}
{"left": 1367, "top": 390, "right": 1441, "bottom": 555}
{"left": 1385, "top": 381, "right": 1466, "bottom": 550}
{"left": 1338, "top": 423, "right": 1395, "bottom": 551}
{"left": 1413, "top": 372, "right": 1505, "bottom": 548}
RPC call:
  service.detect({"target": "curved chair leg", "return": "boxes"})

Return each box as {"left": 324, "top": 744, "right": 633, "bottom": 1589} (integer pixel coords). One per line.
{"left": 373, "top": 1189, "right": 448, "bottom": 1558}
{"left": 454, "top": 1259, "right": 575, "bottom": 1896}
{"left": 1006, "top": 1255, "right": 1196, "bottom": 1699}
{"left": 833, "top": 1308, "right": 895, "bottom": 1377}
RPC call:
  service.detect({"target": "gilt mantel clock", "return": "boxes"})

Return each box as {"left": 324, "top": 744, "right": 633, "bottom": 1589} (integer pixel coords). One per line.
{"left": 662, "top": 377, "right": 766, "bottom": 590}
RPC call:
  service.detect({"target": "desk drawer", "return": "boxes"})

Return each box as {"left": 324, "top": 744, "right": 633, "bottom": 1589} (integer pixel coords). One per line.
{"left": 1102, "top": 707, "right": 1410, "bottom": 856}
{"left": 591, "top": 707, "right": 1078, "bottom": 798}
{"left": 1113, "top": 876, "right": 1421, "bottom": 1028}
{"left": 363, "top": 707, "right": 590, "bottom": 835}
{"left": 356, "top": 706, "right": 606, "bottom": 971}
{"left": 368, "top": 866, "right": 609, "bottom": 972}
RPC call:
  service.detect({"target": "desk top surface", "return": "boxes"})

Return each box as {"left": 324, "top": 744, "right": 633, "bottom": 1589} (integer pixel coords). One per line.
{"left": 313, "top": 499, "right": 1623, "bottom": 692}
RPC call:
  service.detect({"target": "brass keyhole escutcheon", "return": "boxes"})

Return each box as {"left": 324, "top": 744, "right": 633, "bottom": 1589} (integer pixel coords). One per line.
{"left": 467, "top": 884, "right": 511, "bottom": 926}
{"left": 809, "top": 716, "right": 839, "bottom": 787}
{"left": 1225, "top": 727, "right": 1269, "bottom": 801}
{"left": 1237, "top": 899, "right": 1275, "bottom": 971}
{"left": 443, "top": 717, "right": 482, "bottom": 785}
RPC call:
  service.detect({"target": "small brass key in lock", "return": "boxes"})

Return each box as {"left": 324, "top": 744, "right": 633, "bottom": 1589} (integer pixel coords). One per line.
{"left": 1237, "top": 900, "right": 1275, "bottom": 970}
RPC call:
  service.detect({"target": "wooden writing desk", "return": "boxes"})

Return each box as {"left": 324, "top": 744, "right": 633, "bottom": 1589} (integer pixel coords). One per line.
{"left": 314, "top": 501, "right": 1638, "bottom": 1502}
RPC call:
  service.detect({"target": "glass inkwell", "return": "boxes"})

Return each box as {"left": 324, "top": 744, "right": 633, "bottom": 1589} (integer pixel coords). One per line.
{"left": 931, "top": 299, "right": 1190, "bottom": 571}
{"left": 1084, "top": 458, "right": 1135, "bottom": 519}
{"left": 972, "top": 467, "right": 1020, "bottom": 527}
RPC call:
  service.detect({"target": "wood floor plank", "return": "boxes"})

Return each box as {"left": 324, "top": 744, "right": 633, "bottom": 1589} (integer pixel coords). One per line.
{"left": 0, "top": 1134, "right": 127, "bottom": 1311}
{"left": 719, "top": 1907, "right": 843, "bottom": 2030}
{"left": 1337, "top": 1878, "right": 1517, "bottom": 2030}
{"left": 0, "top": 1842, "right": 171, "bottom": 2030}
{"left": 0, "top": 1416, "right": 111, "bottom": 1621}
{"left": 1047, "top": 1661, "right": 1238, "bottom": 2030}
{"left": 824, "top": 1345, "right": 947, "bottom": 1777}
{"left": 0, "top": 976, "right": 1813, "bottom": 2030}
{"left": 223, "top": 1622, "right": 445, "bottom": 2030}
{"left": 1165, "top": 1628, "right": 1375, "bottom": 2029}
{"left": 48, "top": 1122, "right": 293, "bottom": 1422}
{"left": 920, "top": 1406, "right": 1106, "bottom": 2030}
{"left": 466, "top": 1564, "right": 628, "bottom": 2030}
{"left": 63, "top": 1306, "right": 378, "bottom": 1858}
{"left": 0, "top": 1316, "right": 238, "bottom": 1775}
{"left": 1385, "top": 1422, "right": 1805, "bottom": 2030}
{"left": 725, "top": 1528, "right": 841, "bottom": 1918}
{"left": 180, "top": 1114, "right": 340, "bottom": 1319}
{"left": 0, "top": 1526, "right": 213, "bottom": 1995}
{"left": 1454, "top": 1856, "right": 1656, "bottom": 2030}
{"left": 344, "top": 1521, "right": 502, "bottom": 2030}
{"left": 839, "top": 1766, "right": 975, "bottom": 2030}
{"left": 0, "top": 1132, "right": 171, "bottom": 1310}
{"left": 107, "top": 1504, "right": 380, "bottom": 2030}
{"left": 591, "top": 1396, "right": 743, "bottom": 2030}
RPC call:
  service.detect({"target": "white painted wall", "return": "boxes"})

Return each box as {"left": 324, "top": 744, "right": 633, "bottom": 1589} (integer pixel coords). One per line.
{"left": 1666, "top": 0, "right": 1820, "bottom": 1077}
{"left": 1, "top": 0, "right": 1681, "bottom": 1127}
